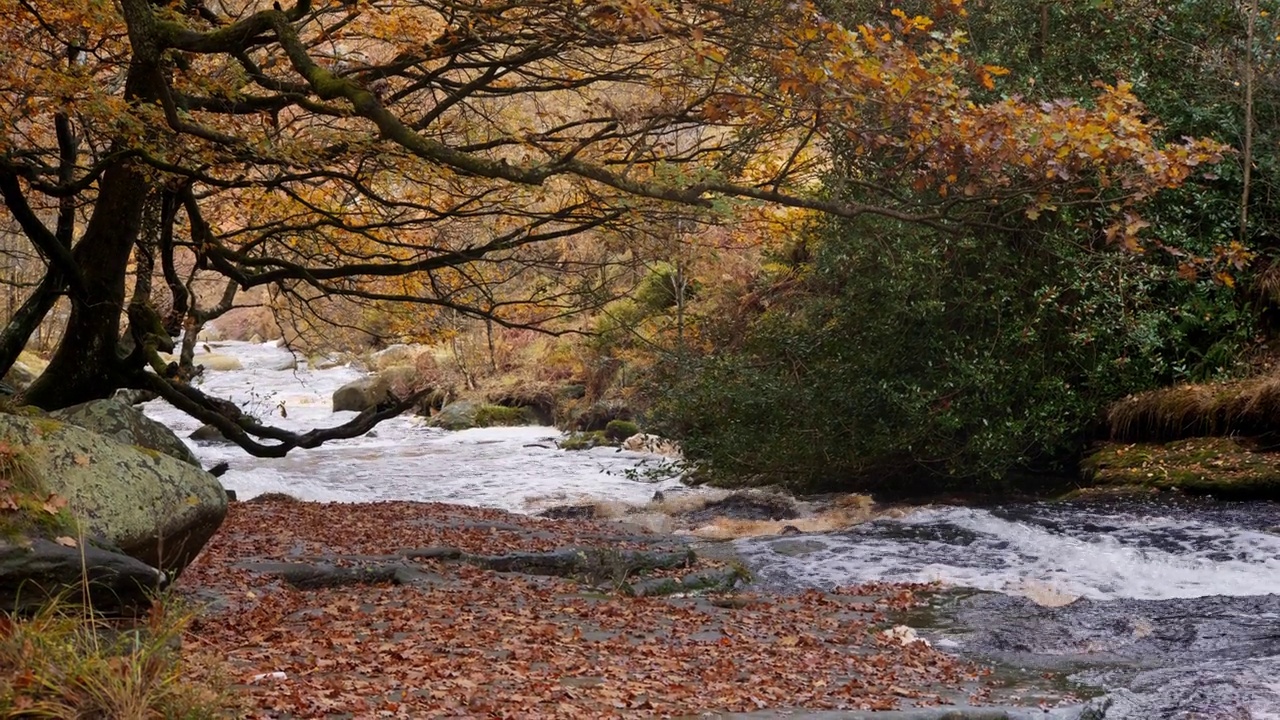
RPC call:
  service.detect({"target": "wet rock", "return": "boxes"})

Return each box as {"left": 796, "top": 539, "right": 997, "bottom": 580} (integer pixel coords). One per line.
{"left": 626, "top": 566, "right": 749, "bottom": 597}
{"left": 539, "top": 504, "right": 599, "bottom": 520}
{"left": 467, "top": 547, "right": 695, "bottom": 578}
{"left": 51, "top": 398, "right": 201, "bottom": 467}
{"left": 0, "top": 414, "right": 227, "bottom": 575}
{"left": 767, "top": 538, "right": 826, "bottom": 557}
{"left": 189, "top": 423, "right": 233, "bottom": 444}
{"left": 332, "top": 376, "right": 391, "bottom": 413}
{"left": 685, "top": 492, "right": 800, "bottom": 524}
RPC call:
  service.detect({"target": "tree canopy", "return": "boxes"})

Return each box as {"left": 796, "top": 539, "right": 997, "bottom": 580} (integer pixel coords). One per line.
{"left": 0, "top": 0, "right": 1225, "bottom": 455}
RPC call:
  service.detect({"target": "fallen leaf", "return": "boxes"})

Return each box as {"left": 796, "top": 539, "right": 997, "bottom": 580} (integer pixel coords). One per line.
{"left": 42, "top": 494, "right": 68, "bottom": 514}
{"left": 54, "top": 536, "right": 77, "bottom": 548}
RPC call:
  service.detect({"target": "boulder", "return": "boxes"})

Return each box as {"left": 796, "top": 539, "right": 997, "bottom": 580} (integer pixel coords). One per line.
{"left": 428, "top": 400, "right": 535, "bottom": 430}
{"left": 51, "top": 398, "right": 201, "bottom": 468}
{"left": 574, "top": 400, "right": 633, "bottom": 432}
{"left": 189, "top": 423, "right": 232, "bottom": 444}
{"left": 332, "top": 376, "right": 391, "bottom": 412}
{"left": 0, "top": 536, "right": 164, "bottom": 615}
{"left": 427, "top": 399, "right": 484, "bottom": 430}
{"left": 0, "top": 414, "right": 228, "bottom": 574}
{"left": 379, "top": 364, "right": 420, "bottom": 396}
{"left": 270, "top": 356, "right": 298, "bottom": 371}
{"left": 684, "top": 492, "right": 799, "bottom": 524}
{"left": 623, "top": 433, "right": 683, "bottom": 458}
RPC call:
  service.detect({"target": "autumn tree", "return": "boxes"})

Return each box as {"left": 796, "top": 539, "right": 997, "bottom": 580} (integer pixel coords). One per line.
{"left": 0, "top": 0, "right": 1222, "bottom": 456}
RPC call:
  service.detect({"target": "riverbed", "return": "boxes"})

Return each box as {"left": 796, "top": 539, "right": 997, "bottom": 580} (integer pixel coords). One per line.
{"left": 146, "top": 339, "right": 1280, "bottom": 719}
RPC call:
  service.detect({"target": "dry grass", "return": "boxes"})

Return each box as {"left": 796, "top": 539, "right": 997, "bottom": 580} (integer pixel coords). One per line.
{"left": 1107, "top": 375, "right": 1280, "bottom": 442}
{"left": 0, "top": 597, "right": 232, "bottom": 719}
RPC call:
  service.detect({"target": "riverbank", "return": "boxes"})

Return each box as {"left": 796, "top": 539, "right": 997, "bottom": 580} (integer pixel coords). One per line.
{"left": 173, "top": 497, "right": 1051, "bottom": 718}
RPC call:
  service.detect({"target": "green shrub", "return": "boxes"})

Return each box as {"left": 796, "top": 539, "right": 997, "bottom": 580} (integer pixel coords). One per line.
{"left": 651, "top": 214, "right": 1252, "bottom": 494}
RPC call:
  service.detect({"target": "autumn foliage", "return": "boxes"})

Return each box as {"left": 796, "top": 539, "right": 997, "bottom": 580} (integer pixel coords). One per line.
{"left": 0, "top": 0, "right": 1226, "bottom": 451}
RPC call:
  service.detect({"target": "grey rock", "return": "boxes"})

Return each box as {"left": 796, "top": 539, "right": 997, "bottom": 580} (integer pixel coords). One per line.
{"left": 52, "top": 398, "right": 201, "bottom": 467}
{"left": 189, "top": 423, "right": 232, "bottom": 444}
{"left": 332, "top": 376, "right": 391, "bottom": 413}
{"left": 0, "top": 536, "right": 165, "bottom": 616}
{"left": 0, "top": 413, "right": 227, "bottom": 574}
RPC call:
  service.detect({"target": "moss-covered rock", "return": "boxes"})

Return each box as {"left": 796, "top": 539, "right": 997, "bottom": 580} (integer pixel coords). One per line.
{"left": 604, "top": 420, "right": 640, "bottom": 442}
{"left": 429, "top": 400, "right": 537, "bottom": 430}
{"left": 1080, "top": 437, "right": 1280, "bottom": 499}
{"left": 559, "top": 431, "right": 608, "bottom": 451}
{"left": 2, "top": 351, "right": 46, "bottom": 391}
{"left": 0, "top": 414, "right": 227, "bottom": 573}
{"left": 50, "top": 399, "right": 201, "bottom": 468}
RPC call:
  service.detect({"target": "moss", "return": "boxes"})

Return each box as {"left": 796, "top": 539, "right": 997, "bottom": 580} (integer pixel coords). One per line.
{"left": 28, "top": 417, "right": 64, "bottom": 436}
{"left": 132, "top": 445, "right": 165, "bottom": 460}
{"left": 559, "top": 431, "right": 607, "bottom": 451}
{"left": 474, "top": 404, "right": 533, "bottom": 428}
{"left": 1081, "top": 438, "right": 1280, "bottom": 499}
{"left": 604, "top": 420, "right": 640, "bottom": 442}
{"left": 0, "top": 442, "right": 80, "bottom": 542}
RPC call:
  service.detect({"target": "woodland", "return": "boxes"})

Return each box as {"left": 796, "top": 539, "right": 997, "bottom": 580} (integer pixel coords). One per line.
{"left": 2, "top": 0, "right": 1279, "bottom": 716}
{"left": 0, "top": 0, "right": 1274, "bottom": 490}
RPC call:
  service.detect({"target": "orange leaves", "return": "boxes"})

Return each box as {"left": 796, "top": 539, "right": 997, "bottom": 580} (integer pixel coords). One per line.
{"left": 180, "top": 501, "right": 987, "bottom": 717}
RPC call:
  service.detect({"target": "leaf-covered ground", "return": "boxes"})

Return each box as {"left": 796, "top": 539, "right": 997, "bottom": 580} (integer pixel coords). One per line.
{"left": 177, "top": 499, "right": 995, "bottom": 718}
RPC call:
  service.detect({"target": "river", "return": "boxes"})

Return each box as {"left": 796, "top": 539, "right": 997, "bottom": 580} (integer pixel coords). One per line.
{"left": 146, "top": 340, "right": 1280, "bottom": 719}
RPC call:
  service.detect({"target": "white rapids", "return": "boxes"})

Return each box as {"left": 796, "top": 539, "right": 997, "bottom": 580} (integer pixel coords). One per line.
{"left": 735, "top": 503, "right": 1280, "bottom": 602}
{"left": 142, "top": 340, "right": 684, "bottom": 513}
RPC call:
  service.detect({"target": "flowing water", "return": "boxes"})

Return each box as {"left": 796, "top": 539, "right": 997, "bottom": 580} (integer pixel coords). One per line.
{"left": 146, "top": 340, "right": 1280, "bottom": 719}
{"left": 736, "top": 500, "right": 1280, "bottom": 718}
{"left": 143, "top": 340, "right": 685, "bottom": 510}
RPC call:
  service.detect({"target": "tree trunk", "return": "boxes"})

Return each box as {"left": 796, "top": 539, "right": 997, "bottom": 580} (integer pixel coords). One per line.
{"left": 22, "top": 0, "right": 163, "bottom": 409}
{"left": 23, "top": 160, "right": 151, "bottom": 408}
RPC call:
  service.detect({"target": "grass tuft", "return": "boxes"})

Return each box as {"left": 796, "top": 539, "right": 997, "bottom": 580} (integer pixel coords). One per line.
{"left": 1108, "top": 376, "right": 1280, "bottom": 442}
{"left": 0, "top": 596, "right": 232, "bottom": 719}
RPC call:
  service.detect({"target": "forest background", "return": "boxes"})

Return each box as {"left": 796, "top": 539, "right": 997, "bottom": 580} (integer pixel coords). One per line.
{"left": 0, "top": 0, "right": 1273, "bottom": 495}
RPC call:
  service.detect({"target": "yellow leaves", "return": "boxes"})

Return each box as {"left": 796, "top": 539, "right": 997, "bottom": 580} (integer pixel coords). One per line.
{"left": 890, "top": 8, "right": 933, "bottom": 34}
{"left": 977, "top": 64, "right": 1008, "bottom": 90}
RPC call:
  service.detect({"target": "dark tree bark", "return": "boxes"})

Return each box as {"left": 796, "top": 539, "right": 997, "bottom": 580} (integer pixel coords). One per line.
{"left": 23, "top": 160, "right": 151, "bottom": 408}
